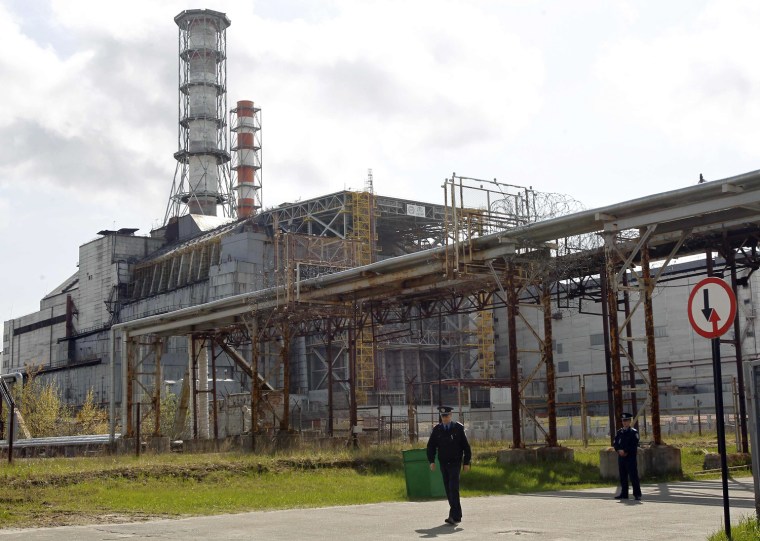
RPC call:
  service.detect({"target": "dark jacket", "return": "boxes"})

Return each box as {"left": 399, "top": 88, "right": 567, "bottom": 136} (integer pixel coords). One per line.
{"left": 613, "top": 426, "right": 639, "bottom": 456}
{"left": 427, "top": 421, "right": 472, "bottom": 466}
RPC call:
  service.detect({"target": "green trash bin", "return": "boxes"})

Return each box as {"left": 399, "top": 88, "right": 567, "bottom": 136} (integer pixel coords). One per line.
{"left": 402, "top": 448, "right": 446, "bottom": 499}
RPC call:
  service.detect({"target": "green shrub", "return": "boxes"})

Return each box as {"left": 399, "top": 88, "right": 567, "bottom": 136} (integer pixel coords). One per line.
{"left": 76, "top": 389, "right": 109, "bottom": 434}
{"left": 17, "top": 366, "right": 70, "bottom": 437}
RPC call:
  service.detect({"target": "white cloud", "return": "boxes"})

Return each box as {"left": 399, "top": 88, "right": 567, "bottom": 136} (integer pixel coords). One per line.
{"left": 0, "top": 197, "right": 9, "bottom": 231}
{"left": 231, "top": 0, "right": 546, "bottom": 204}
{"left": 594, "top": 1, "right": 760, "bottom": 153}
{"left": 3, "top": 0, "right": 760, "bottom": 334}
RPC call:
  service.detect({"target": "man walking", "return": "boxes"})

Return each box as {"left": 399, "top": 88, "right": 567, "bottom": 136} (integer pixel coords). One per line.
{"left": 427, "top": 406, "right": 472, "bottom": 525}
{"left": 613, "top": 412, "right": 642, "bottom": 501}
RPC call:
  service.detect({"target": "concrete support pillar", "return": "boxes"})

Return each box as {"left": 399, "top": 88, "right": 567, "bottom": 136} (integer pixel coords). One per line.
{"left": 249, "top": 318, "right": 260, "bottom": 452}
{"left": 119, "top": 332, "right": 129, "bottom": 437}
{"left": 125, "top": 336, "right": 135, "bottom": 437}
{"left": 136, "top": 341, "right": 147, "bottom": 433}
{"left": 327, "top": 320, "right": 334, "bottom": 437}
{"left": 726, "top": 246, "right": 749, "bottom": 453}
{"left": 198, "top": 339, "right": 210, "bottom": 439}
{"left": 109, "top": 327, "right": 117, "bottom": 443}
{"left": 188, "top": 336, "right": 197, "bottom": 439}
{"left": 349, "top": 324, "right": 358, "bottom": 448}
{"left": 153, "top": 339, "right": 163, "bottom": 437}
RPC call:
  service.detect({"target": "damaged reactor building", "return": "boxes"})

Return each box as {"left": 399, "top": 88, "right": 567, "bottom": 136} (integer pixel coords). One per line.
{"left": 4, "top": 8, "right": 760, "bottom": 454}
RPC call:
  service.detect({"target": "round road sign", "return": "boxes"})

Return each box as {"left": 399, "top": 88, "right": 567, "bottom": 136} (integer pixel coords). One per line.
{"left": 687, "top": 277, "right": 737, "bottom": 339}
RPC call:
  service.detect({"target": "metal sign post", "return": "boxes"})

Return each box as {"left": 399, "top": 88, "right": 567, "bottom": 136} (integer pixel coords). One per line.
{"left": 688, "top": 277, "right": 737, "bottom": 540}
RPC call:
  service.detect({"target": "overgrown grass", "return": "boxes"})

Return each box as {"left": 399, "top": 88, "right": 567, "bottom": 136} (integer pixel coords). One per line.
{"left": 0, "top": 434, "right": 748, "bottom": 530}
{"left": 0, "top": 451, "right": 406, "bottom": 527}
{"left": 708, "top": 515, "right": 760, "bottom": 541}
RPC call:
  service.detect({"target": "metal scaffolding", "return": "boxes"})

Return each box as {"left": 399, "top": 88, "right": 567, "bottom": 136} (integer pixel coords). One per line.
{"left": 112, "top": 170, "right": 760, "bottom": 453}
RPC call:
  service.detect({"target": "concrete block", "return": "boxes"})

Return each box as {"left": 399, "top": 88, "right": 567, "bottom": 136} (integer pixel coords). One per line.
{"left": 182, "top": 439, "right": 221, "bottom": 453}
{"left": 600, "top": 445, "right": 681, "bottom": 479}
{"left": 497, "top": 448, "right": 537, "bottom": 465}
{"left": 147, "top": 436, "right": 171, "bottom": 454}
{"left": 600, "top": 449, "right": 622, "bottom": 479}
{"left": 648, "top": 445, "right": 682, "bottom": 477}
{"left": 274, "top": 431, "right": 300, "bottom": 451}
{"left": 600, "top": 448, "right": 649, "bottom": 479}
{"left": 117, "top": 437, "right": 145, "bottom": 455}
{"left": 702, "top": 452, "right": 749, "bottom": 470}
{"left": 536, "top": 446, "right": 574, "bottom": 462}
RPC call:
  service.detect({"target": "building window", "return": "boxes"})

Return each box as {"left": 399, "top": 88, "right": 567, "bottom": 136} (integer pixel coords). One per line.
{"left": 590, "top": 333, "right": 605, "bottom": 347}
{"left": 558, "top": 361, "right": 569, "bottom": 373}
{"left": 654, "top": 325, "right": 668, "bottom": 338}
{"left": 552, "top": 340, "right": 563, "bottom": 354}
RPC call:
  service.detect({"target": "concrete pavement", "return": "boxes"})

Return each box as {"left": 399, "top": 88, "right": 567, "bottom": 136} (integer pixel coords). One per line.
{"left": 0, "top": 477, "right": 756, "bottom": 540}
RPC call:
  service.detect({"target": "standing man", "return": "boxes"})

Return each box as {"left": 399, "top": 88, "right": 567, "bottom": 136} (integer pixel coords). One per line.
{"left": 427, "top": 406, "right": 472, "bottom": 525}
{"left": 614, "top": 412, "right": 642, "bottom": 501}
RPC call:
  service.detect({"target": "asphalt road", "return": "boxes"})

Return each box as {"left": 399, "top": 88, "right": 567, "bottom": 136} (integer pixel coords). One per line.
{"left": 0, "top": 477, "right": 756, "bottom": 540}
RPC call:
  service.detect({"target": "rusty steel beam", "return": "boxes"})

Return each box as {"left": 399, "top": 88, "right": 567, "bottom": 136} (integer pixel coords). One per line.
{"left": 214, "top": 337, "right": 274, "bottom": 390}
{"left": 604, "top": 238, "right": 624, "bottom": 431}
{"left": 279, "top": 325, "right": 291, "bottom": 432}
{"left": 599, "top": 265, "right": 616, "bottom": 444}
{"left": 542, "top": 281, "right": 557, "bottom": 446}
{"left": 506, "top": 259, "right": 522, "bottom": 448}
{"left": 640, "top": 241, "right": 662, "bottom": 445}
{"left": 621, "top": 273, "right": 639, "bottom": 430}
{"left": 216, "top": 338, "right": 253, "bottom": 378}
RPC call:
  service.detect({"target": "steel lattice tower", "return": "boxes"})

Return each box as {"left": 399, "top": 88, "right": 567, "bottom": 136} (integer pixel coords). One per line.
{"left": 164, "top": 9, "right": 234, "bottom": 223}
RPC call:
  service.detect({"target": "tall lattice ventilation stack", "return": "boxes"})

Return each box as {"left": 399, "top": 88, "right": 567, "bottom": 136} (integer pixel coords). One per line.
{"left": 230, "top": 100, "right": 262, "bottom": 218}
{"left": 165, "top": 9, "right": 234, "bottom": 223}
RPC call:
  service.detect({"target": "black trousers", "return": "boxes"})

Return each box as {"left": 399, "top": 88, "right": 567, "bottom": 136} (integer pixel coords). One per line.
{"left": 440, "top": 461, "right": 463, "bottom": 521}
{"left": 618, "top": 454, "right": 641, "bottom": 498}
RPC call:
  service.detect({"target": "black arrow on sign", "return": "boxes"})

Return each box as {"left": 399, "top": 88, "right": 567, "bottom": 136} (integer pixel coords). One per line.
{"left": 701, "top": 288, "right": 721, "bottom": 331}
{"left": 701, "top": 289, "right": 713, "bottom": 322}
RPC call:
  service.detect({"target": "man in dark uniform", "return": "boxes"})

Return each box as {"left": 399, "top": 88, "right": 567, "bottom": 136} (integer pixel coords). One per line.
{"left": 613, "top": 412, "right": 642, "bottom": 501}
{"left": 427, "top": 406, "right": 472, "bottom": 525}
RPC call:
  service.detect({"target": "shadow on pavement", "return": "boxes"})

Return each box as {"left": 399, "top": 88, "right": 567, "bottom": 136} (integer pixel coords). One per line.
{"left": 415, "top": 524, "right": 463, "bottom": 538}
{"left": 521, "top": 479, "right": 756, "bottom": 509}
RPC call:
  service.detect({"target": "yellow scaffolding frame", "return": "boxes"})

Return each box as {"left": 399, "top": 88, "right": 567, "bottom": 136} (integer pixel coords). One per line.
{"left": 350, "top": 191, "right": 376, "bottom": 404}
{"left": 476, "top": 310, "right": 496, "bottom": 378}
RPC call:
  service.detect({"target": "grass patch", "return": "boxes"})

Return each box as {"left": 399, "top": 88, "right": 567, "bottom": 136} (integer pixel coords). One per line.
{"left": 0, "top": 433, "right": 743, "bottom": 530}
{"left": 0, "top": 452, "right": 407, "bottom": 528}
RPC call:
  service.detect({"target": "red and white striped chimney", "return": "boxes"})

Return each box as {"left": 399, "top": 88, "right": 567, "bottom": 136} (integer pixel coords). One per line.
{"left": 231, "top": 100, "right": 262, "bottom": 218}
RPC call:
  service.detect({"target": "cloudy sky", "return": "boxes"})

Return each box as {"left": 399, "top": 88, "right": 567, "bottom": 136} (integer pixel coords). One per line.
{"left": 1, "top": 0, "right": 759, "bottom": 337}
